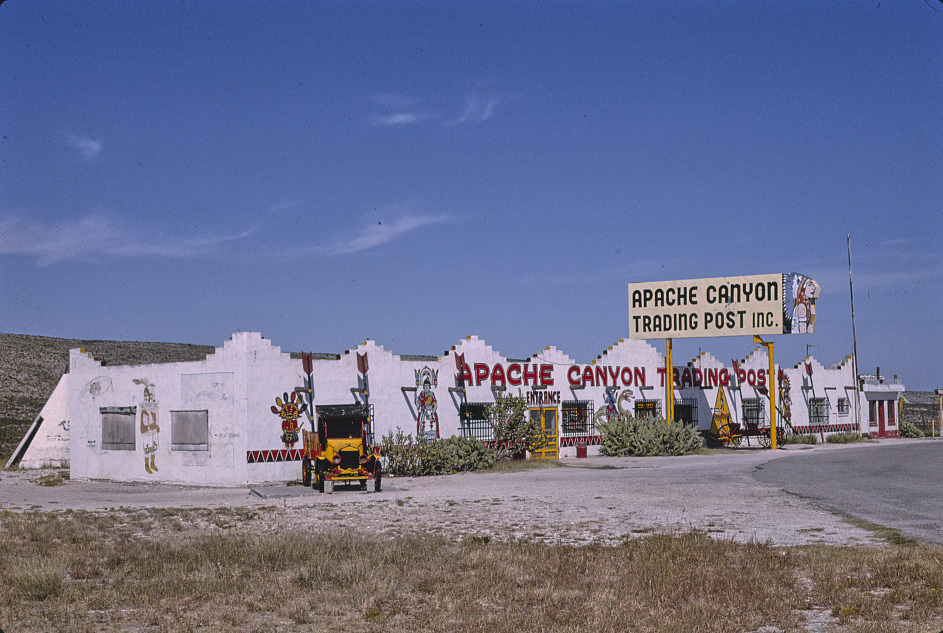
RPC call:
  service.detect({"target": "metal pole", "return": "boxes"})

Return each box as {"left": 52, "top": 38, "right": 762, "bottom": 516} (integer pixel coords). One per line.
{"left": 848, "top": 234, "right": 862, "bottom": 434}
{"left": 769, "top": 341, "right": 776, "bottom": 450}
{"left": 665, "top": 338, "right": 674, "bottom": 422}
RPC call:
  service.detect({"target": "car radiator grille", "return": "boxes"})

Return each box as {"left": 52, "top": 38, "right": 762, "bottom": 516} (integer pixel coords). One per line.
{"left": 339, "top": 450, "right": 360, "bottom": 470}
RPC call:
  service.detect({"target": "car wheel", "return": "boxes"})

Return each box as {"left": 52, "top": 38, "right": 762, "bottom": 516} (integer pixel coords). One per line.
{"left": 302, "top": 456, "right": 311, "bottom": 487}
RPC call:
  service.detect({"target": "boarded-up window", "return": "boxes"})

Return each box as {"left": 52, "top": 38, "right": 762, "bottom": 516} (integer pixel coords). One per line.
{"left": 101, "top": 406, "right": 136, "bottom": 450}
{"left": 171, "top": 410, "right": 209, "bottom": 451}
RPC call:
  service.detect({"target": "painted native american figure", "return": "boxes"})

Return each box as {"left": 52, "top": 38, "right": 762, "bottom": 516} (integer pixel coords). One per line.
{"left": 133, "top": 378, "right": 159, "bottom": 474}
{"left": 415, "top": 366, "right": 439, "bottom": 439}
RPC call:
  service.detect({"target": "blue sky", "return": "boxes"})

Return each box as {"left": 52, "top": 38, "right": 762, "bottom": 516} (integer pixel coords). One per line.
{"left": 1, "top": 1, "right": 941, "bottom": 389}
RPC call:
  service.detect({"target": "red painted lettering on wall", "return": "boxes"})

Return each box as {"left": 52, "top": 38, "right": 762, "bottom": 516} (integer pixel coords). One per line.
{"left": 522, "top": 364, "right": 538, "bottom": 385}
{"left": 507, "top": 363, "right": 522, "bottom": 386}
{"left": 490, "top": 363, "right": 506, "bottom": 387}
{"left": 567, "top": 365, "right": 582, "bottom": 386}
{"left": 474, "top": 363, "right": 490, "bottom": 386}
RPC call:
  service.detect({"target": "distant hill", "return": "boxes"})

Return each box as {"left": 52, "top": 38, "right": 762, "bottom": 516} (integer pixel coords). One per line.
{"left": 0, "top": 333, "right": 216, "bottom": 422}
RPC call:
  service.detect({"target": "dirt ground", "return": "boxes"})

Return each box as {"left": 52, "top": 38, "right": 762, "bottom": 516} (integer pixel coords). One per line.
{"left": 0, "top": 444, "right": 890, "bottom": 547}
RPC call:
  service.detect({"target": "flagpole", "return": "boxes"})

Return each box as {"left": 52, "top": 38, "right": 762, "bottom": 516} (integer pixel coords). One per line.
{"left": 848, "top": 234, "right": 862, "bottom": 434}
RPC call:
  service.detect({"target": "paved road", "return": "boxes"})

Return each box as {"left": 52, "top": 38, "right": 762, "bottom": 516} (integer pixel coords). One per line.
{"left": 753, "top": 438, "right": 943, "bottom": 545}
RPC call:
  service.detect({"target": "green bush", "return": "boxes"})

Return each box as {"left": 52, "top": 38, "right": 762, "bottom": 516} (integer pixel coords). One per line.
{"left": 781, "top": 433, "right": 817, "bottom": 445}
{"left": 898, "top": 419, "right": 924, "bottom": 438}
{"left": 597, "top": 413, "right": 701, "bottom": 457}
{"left": 380, "top": 430, "right": 495, "bottom": 477}
{"left": 486, "top": 394, "right": 553, "bottom": 460}
{"left": 825, "top": 431, "right": 863, "bottom": 444}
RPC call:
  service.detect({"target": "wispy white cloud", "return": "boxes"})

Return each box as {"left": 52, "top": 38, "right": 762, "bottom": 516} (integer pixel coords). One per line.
{"left": 450, "top": 91, "right": 502, "bottom": 125}
{"left": 322, "top": 212, "right": 451, "bottom": 256}
{"left": 369, "top": 112, "right": 429, "bottom": 126}
{"left": 367, "top": 89, "right": 504, "bottom": 126}
{"left": 0, "top": 211, "right": 258, "bottom": 266}
{"left": 63, "top": 132, "right": 103, "bottom": 160}
{"left": 368, "top": 93, "right": 436, "bottom": 126}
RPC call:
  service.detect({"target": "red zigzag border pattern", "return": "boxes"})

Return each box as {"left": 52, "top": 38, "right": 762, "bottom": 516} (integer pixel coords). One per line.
{"left": 246, "top": 448, "right": 304, "bottom": 464}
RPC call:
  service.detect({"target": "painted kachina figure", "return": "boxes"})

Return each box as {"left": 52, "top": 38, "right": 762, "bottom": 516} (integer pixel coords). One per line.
{"left": 272, "top": 391, "right": 307, "bottom": 448}
{"left": 777, "top": 368, "right": 792, "bottom": 429}
{"left": 415, "top": 366, "right": 439, "bottom": 440}
{"left": 604, "top": 388, "right": 618, "bottom": 421}
{"left": 133, "top": 378, "right": 159, "bottom": 474}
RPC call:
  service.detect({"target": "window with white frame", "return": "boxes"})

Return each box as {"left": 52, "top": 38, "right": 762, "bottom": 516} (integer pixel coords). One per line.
{"left": 837, "top": 397, "right": 850, "bottom": 415}
{"left": 171, "top": 410, "right": 209, "bottom": 451}
{"left": 101, "top": 406, "right": 136, "bottom": 450}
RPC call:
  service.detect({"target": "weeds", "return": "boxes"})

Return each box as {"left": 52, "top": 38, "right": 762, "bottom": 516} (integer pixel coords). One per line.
{"left": 1, "top": 509, "right": 940, "bottom": 632}
{"left": 826, "top": 431, "right": 865, "bottom": 444}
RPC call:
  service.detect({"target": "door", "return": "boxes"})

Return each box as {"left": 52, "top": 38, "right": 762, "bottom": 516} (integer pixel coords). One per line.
{"left": 877, "top": 400, "right": 886, "bottom": 437}
{"left": 529, "top": 407, "right": 559, "bottom": 459}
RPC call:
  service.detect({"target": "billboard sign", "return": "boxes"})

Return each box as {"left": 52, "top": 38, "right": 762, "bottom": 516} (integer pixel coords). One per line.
{"left": 628, "top": 273, "right": 819, "bottom": 340}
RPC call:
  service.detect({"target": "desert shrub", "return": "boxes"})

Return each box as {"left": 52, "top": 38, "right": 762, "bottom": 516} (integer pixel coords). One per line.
{"left": 825, "top": 431, "right": 863, "bottom": 444}
{"left": 781, "top": 432, "right": 817, "bottom": 445}
{"left": 438, "top": 435, "right": 495, "bottom": 472}
{"left": 380, "top": 430, "right": 495, "bottom": 476}
{"left": 487, "top": 394, "right": 553, "bottom": 460}
{"left": 898, "top": 419, "right": 924, "bottom": 438}
{"left": 598, "top": 413, "right": 701, "bottom": 457}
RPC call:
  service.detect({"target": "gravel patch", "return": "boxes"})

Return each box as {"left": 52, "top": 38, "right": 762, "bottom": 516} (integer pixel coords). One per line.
{"left": 0, "top": 446, "right": 886, "bottom": 547}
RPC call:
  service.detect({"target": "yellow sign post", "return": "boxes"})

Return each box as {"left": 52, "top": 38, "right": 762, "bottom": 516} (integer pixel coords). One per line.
{"left": 753, "top": 335, "right": 777, "bottom": 449}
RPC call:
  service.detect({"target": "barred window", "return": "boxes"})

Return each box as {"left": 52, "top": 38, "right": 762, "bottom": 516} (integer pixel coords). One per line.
{"left": 836, "top": 398, "right": 850, "bottom": 415}
{"left": 634, "top": 399, "right": 661, "bottom": 419}
{"left": 809, "top": 397, "right": 829, "bottom": 426}
{"left": 171, "top": 410, "right": 209, "bottom": 451}
{"left": 561, "top": 400, "right": 594, "bottom": 436}
{"left": 742, "top": 398, "right": 765, "bottom": 427}
{"left": 459, "top": 402, "right": 493, "bottom": 441}
{"left": 101, "top": 406, "right": 136, "bottom": 450}
{"left": 674, "top": 398, "right": 698, "bottom": 426}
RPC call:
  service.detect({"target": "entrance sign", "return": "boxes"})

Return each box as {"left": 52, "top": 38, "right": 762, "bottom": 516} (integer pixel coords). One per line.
{"left": 628, "top": 273, "right": 819, "bottom": 339}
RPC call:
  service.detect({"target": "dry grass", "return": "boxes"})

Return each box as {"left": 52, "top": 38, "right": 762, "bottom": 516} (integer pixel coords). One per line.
{"left": 1, "top": 509, "right": 941, "bottom": 633}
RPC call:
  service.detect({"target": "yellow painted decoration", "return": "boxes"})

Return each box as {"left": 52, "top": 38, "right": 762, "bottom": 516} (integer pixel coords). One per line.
{"left": 710, "top": 387, "right": 732, "bottom": 437}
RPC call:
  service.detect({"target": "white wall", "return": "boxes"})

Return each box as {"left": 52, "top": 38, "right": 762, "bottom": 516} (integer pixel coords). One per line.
{"left": 18, "top": 331, "right": 877, "bottom": 484}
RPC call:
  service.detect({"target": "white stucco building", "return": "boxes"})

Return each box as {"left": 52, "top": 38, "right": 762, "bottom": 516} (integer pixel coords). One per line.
{"left": 9, "top": 331, "right": 903, "bottom": 484}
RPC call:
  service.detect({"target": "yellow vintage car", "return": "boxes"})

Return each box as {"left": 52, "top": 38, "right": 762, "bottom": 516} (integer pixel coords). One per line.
{"left": 302, "top": 404, "right": 381, "bottom": 493}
